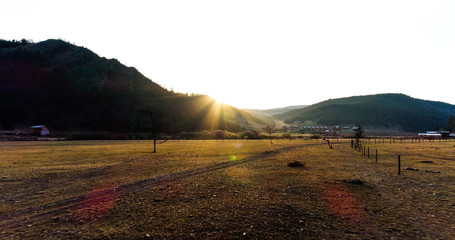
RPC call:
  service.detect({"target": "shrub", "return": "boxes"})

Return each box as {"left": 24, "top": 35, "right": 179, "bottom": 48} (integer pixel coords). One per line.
{"left": 281, "top": 133, "right": 292, "bottom": 139}
{"left": 239, "top": 131, "right": 259, "bottom": 139}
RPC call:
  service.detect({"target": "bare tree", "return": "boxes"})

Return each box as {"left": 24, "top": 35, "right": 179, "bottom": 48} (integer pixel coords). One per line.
{"left": 353, "top": 124, "right": 364, "bottom": 147}
{"left": 140, "top": 107, "right": 162, "bottom": 153}
{"left": 354, "top": 124, "right": 364, "bottom": 139}
{"left": 264, "top": 125, "right": 276, "bottom": 144}
{"left": 150, "top": 112, "right": 157, "bottom": 153}
{"left": 445, "top": 115, "right": 455, "bottom": 132}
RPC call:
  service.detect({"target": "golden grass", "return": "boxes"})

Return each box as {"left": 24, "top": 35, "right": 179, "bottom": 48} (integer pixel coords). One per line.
{"left": 1, "top": 139, "right": 454, "bottom": 239}
{"left": 0, "top": 140, "right": 303, "bottom": 213}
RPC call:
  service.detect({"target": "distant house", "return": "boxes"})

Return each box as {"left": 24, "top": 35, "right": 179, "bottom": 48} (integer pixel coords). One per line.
{"left": 31, "top": 125, "right": 50, "bottom": 136}
{"left": 418, "top": 131, "right": 441, "bottom": 139}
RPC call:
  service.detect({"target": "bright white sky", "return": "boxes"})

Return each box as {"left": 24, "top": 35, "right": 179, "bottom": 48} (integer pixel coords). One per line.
{"left": 2, "top": 0, "right": 455, "bottom": 109}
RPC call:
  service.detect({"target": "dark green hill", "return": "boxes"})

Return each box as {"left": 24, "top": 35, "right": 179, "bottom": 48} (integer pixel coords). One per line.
{"left": 0, "top": 39, "right": 262, "bottom": 132}
{"left": 275, "top": 94, "right": 455, "bottom": 131}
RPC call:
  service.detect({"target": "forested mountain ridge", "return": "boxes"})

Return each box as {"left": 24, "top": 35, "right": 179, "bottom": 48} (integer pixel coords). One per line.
{"left": 0, "top": 39, "right": 263, "bottom": 132}
{"left": 275, "top": 94, "right": 455, "bottom": 131}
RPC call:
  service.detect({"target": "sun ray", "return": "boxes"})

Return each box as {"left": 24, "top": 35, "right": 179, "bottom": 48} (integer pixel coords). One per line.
{"left": 200, "top": 98, "right": 222, "bottom": 130}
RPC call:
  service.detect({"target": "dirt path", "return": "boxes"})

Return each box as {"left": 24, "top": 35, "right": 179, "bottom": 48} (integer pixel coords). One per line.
{"left": 0, "top": 142, "right": 323, "bottom": 232}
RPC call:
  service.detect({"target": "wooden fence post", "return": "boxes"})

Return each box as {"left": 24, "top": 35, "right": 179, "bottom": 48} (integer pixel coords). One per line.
{"left": 375, "top": 149, "right": 377, "bottom": 163}
{"left": 368, "top": 147, "right": 370, "bottom": 158}
{"left": 398, "top": 155, "right": 401, "bottom": 175}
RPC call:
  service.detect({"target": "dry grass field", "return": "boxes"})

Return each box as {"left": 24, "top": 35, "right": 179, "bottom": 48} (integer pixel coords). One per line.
{"left": 0, "top": 139, "right": 454, "bottom": 239}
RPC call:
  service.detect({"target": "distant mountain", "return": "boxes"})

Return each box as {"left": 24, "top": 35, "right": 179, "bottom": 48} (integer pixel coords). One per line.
{"left": 275, "top": 94, "right": 455, "bottom": 131}
{"left": 243, "top": 105, "right": 307, "bottom": 116}
{"left": 0, "top": 39, "right": 263, "bottom": 132}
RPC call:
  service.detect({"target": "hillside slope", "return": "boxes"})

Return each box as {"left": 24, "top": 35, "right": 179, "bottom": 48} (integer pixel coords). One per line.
{"left": 0, "top": 39, "right": 262, "bottom": 132}
{"left": 275, "top": 94, "right": 455, "bottom": 131}
{"left": 243, "top": 105, "right": 307, "bottom": 117}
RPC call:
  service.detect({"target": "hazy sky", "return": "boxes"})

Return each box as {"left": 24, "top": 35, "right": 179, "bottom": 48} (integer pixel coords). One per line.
{"left": 2, "top": 0, "right": 455, "bottom": 109}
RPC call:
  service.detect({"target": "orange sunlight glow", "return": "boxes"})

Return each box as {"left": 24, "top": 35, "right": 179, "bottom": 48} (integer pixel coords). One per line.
{"left": 184, "top": 95, "right": 254, "bottom": 131}
{"left": 198, "top": 97, "right": 237, "bottom": 130}
{"left": 201, "top": 99, "right": 222, "bottom": 130}
{"left": 74, "top": 183, "right": 121, "bottom": 222}
{"left": 321, "top": 182, "right": 367, "bottom": 225}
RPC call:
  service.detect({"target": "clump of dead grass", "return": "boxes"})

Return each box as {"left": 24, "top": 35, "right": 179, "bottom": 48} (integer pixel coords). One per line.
{"left": 287, "top": 161, "right": 305, "bottom": 168}
{"left": 419, "top": 160, "right": 434, "bottom": 164}
{"left": 343, "top": 179, "right": 364, "bottom": 185}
